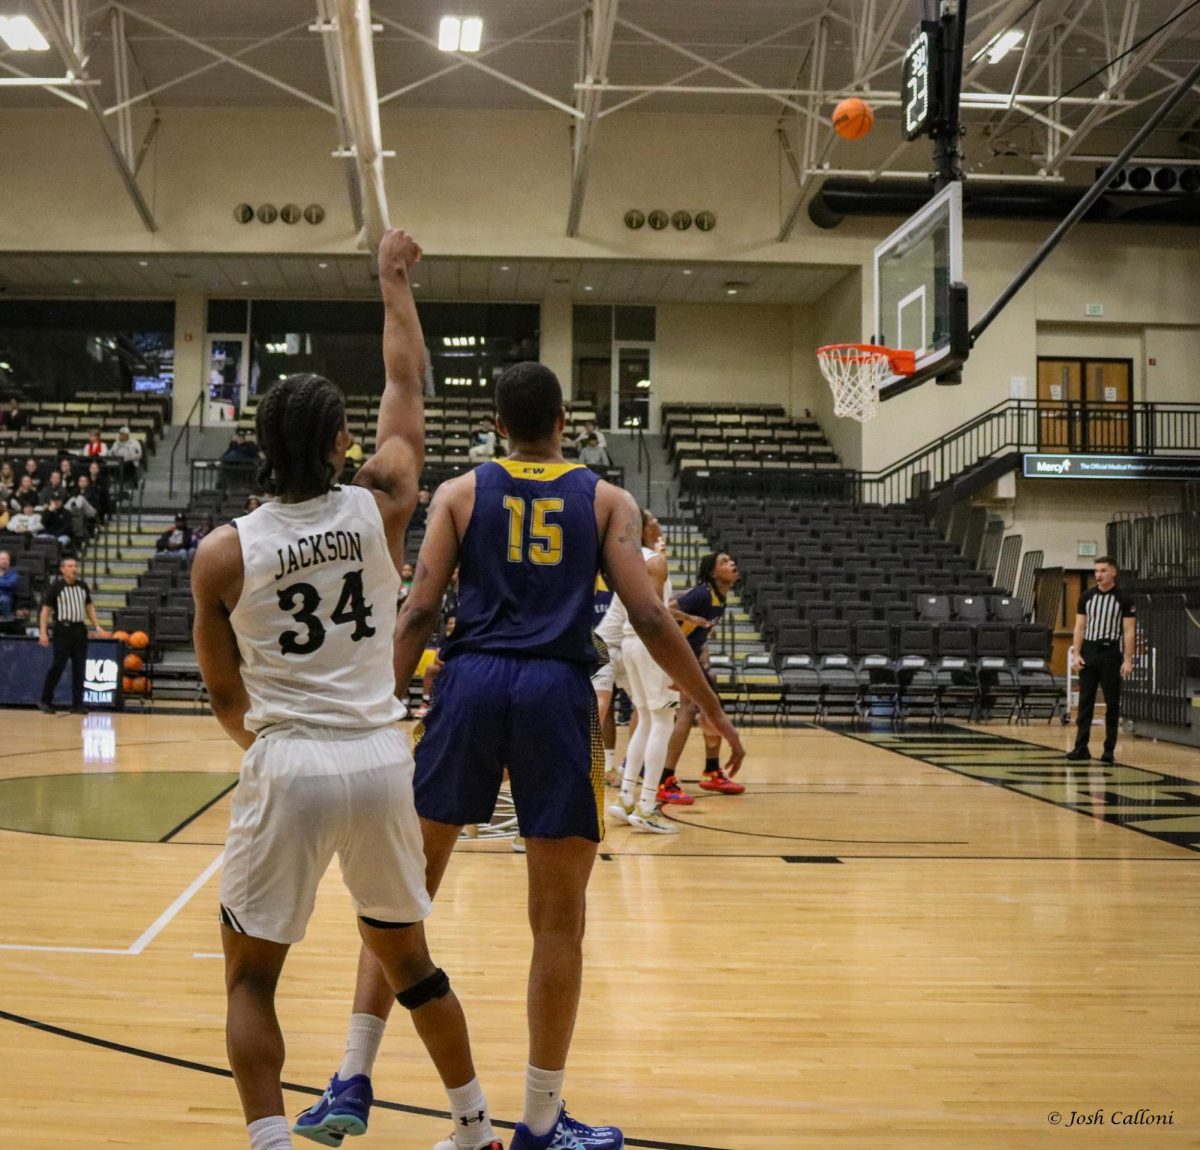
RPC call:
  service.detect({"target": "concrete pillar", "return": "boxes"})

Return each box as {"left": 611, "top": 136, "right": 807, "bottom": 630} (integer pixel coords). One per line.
{"left": 539, "top": 297, "right": 572, "bottom": 397}
{"left": 173, "top": 292, "right": 206, "bottom": 425}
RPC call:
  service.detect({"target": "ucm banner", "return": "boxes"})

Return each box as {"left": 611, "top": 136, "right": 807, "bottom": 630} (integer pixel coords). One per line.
{"left": 1023, "top": 454, "right": 1200, "bottom": 481}
{"left": 0, "top": 637, "right": 124, "bottom": 709}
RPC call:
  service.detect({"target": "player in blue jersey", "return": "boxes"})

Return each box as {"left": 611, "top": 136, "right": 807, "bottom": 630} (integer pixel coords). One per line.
{"left": 663, "top": 551, "right": 744, "bottom": 795}
{"left": 311, "top": 362, "right": 743, "bottom": 1150}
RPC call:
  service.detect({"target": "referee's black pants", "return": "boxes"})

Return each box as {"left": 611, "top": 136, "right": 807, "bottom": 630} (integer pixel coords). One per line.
{"left": 1073, "top": 640, "right": 1123, "bottom": 755}
{"left": 42, "top": 621, "right": 89, "bottom": 709}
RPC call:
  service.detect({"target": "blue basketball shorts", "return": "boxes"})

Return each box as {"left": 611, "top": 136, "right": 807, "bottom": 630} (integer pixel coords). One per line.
{"left": 413, "top": 652, "right": 605, "bottom": 841}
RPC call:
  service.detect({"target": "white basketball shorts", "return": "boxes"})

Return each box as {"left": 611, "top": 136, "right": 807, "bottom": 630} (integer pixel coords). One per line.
{"left": 621, "top": 635, "right": 678, "bottom": 712}
{"left": 219, "top": 723, "right": 431, "bottom": 945}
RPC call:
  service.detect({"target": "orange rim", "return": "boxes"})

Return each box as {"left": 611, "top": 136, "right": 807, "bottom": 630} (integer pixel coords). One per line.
{"left": 816, "top": 343, "right": 916, "bottom": 375}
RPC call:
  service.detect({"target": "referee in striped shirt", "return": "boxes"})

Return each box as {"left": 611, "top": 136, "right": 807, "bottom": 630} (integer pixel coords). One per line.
{"left": 1067, "top": 556, "right": 1136, "bottom": 764}
{"left": 38, "top": 556, "right": 107, "bottom": 714}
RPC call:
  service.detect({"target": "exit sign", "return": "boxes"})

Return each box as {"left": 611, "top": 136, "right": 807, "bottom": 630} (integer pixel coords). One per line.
{"left": 1085, "top": 302, "right": 1104, "bottom": 317}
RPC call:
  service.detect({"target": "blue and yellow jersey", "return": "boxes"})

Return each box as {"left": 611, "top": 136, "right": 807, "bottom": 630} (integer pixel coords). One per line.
{"left": 443, "top": 459, "right": 602, "bottom": 665}
{"left": 676, "top": 581, "right": 726, "bottom": 657}
{"left": 593, "top": 573, "right": 614, "bottom": 628}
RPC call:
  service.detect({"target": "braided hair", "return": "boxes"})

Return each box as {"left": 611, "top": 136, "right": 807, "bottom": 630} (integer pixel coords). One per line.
{"left": 696, "top": 551, "right": 728, "bottom": 593}
{"left": 255, "top": 373, "right": 345, "bottom": 499}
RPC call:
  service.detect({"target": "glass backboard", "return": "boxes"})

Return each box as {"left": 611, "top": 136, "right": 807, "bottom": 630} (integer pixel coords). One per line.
{"left": 873, "top": 181, "right": 967, "bottom": 397}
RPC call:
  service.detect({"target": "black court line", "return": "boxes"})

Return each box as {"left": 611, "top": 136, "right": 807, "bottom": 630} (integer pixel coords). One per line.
{"left": 842, "top": 724, "right": 1200, "bottom": 855}
{"left": 661, "top": 809, "right": 966, "bottom": 846}
{"left": 0, "top": 1009, "right": 734, "bottom": 1150}
{"left": 160, "top": 779, "right": 239, "bottom": 843}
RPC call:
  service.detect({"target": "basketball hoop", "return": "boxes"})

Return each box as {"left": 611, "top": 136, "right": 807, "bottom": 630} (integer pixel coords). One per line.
{"left": 816, "top": 343, "right": 916, "bottom": 423}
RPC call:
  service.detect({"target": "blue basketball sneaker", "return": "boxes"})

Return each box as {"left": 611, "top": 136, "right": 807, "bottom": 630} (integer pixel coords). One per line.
{"left": 293, "top": 1073, "right": 373, "bottom": 1147}
{"left": 510, "top": 1104, "right": 623, "bottom": 1150}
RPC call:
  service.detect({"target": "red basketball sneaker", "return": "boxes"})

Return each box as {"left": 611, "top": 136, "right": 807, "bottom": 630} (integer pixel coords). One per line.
{"left": 655, "top": 775, "right": 695, "bottom": 805}
{"left": 699, "top": 769, "right": 745, "bottom": 795}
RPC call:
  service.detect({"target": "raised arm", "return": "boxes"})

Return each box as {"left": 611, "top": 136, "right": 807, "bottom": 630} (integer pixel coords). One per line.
{"left": 355, "top": 228, "right": 426, "bottom": 562}
{"left": 597, "top": 484, "right": 744, "bottom": 774}
{"left": 392, "top": 478, "right": 469, "bottom": 692}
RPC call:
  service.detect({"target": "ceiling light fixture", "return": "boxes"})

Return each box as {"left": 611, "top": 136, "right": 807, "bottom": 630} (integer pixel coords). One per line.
{"left": 0, "top": 15, "right": 49, "bottom": 51}
{"left": 979, "top": 29, "right": 1024, "bottom": 64}
{"left": 72, "top": 278, "right": 82, "bottom": 285}
{"left": 583, "top": 285, "right": 593, "bottom": 292}
{"left": 439, "top": 15, "right": 482, "bottom": 52}
{"left": 240, "top": 280, "right": 249, "bottom": 286}
{"left": 725, "top": 287, "right": 738, "bottom": 296}
{"left": 137, "top": 260, "right": 149, "bottom": 267}
{"left": 459, "top": 17, "right": 482, "bottom": 51}
{"left": 500, "top": 265, "right": 510, "bottom": 272}
{"left": 681, "top": 269, "right": 692, "bottom": 276}
{"left": 317, "top": 261, "right": 329, "bottom": 269}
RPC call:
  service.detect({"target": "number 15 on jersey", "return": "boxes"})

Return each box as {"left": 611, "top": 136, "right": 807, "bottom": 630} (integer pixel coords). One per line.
{"left": 504, "top": 496, "right": 564, "bottom": 565}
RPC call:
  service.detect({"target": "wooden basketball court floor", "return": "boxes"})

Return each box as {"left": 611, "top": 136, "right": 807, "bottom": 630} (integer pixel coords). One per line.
{"left": 2, "top": 709, "right": 1198, "bottom": 1150}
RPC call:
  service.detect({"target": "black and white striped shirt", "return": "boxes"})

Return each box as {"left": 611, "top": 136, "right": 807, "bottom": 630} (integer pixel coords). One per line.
{"left": 42, "top": 577, "right": 92, "bottom": 625}
{"left": 1077, "top": 585, "right": 1135, "bottom": 644}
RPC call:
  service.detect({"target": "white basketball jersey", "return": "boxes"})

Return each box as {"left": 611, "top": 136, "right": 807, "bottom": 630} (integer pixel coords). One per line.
{"left": 230, "top": 485, "right": 403, "bottom": 733}
{"left": 622, "top": 545, "right": 673, "bottom": 638}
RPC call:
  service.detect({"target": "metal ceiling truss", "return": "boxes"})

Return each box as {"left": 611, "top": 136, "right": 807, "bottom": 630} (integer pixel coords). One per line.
{"left": 33, "top": 0, "right": 158, "bottom": 231}
{"left": 314, "top": 0, "right": 365, "bottom": 234}
{"left": 567, "top": 0, "right": 618, "bottom": 237}
{"left": 1043, "top": 0, "right": 1200, "bottom": 173}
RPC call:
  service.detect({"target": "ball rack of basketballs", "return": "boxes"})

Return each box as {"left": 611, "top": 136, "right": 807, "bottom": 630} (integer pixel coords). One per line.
{"left": 110, "top": 627, "right": 152, "bottom": 702}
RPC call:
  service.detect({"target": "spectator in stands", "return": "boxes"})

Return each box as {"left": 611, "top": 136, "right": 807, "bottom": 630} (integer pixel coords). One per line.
{"left": 221, "top": 431, "right": 259, "bottom": 465}
{"left": 0, "top": 550, "right": 19, "bottom": 617}
{"left": 41, "top": 469, "right": 67, "bottom": 506}
{"left": 0, "top": 461, "right": 14, "bottom": 502}
{"left": 0, "top": 503, "right": 8, "bottom": 530}
{"left": 569, "top": 418, "right": 607, "bottom": 454}
{"left": 244, "top": 494, "right": 263, "bottom": 513}
{"left": 109, "top": 426, "right": 143, "bottom": 480}
{"left": 5, "top": 400, "right": 28, "bottom": 432}
{"left": 578, "top": 433, "right": 609, "bottom": 468}
{"left": 22, "top": 457, "right": 42, "bottom": 488}
{"left": 9, "top": 475, "right": 37, "bottom": 515}
{"left": 155, "top": 512, "right": 193, "bottom": 555}
{"left": 398, "top": 560, "right": 415, "bottom": 605}
{"left": 412, "top": 483, "right": 432, "bottom": 527}
{"left": 8, "top": 499, "right": 41, "bottom": 535}
{"left": 82, "top": 429, "right": 107, "bottom": 457}
{"left": 191, "top": 513, "right": 216, "bottom": 553}
{"left": 467, "top": 415, "right": 498, "bottom": 463}
{"left": 66, "top": 477, "right": 99, "bottom": 542}
{"left": 39, "top": 495, "right": 75, "bottom": 551}
{"left": 58, "top": 458, "right": 79, "bottom": 493}
{"left": 86, "top": 460, "right": 111, "bottom": 520}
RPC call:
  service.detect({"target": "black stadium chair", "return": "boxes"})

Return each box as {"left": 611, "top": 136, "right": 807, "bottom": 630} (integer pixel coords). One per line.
{"left": 975, "top": 623, "right": 1014, "bottom": 661}
{"left": 990, "top": 596, "right": 1026, "bottom": 622}
{"left": 915, "top": 594, "right": 952, "bottom": 623}
{"left": 951, "top": 594, "right": 988, "bottom": 623}
{"left": 113, "top": 607, "right": 151, "bottom": 637}
{"left": 937, "top": 622, "right": 975, "bottom": 660}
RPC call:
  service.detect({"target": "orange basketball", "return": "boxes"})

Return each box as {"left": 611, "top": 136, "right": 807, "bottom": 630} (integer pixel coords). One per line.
{"left": 832, "top": 96, "right": 874, "bottom": 140}
{"left": 123, "top": 653, "right": 144, "bottom": 673}
{"left": 126, "top": 675, "right": 149, "bottom": 694}
{"left": 112, "top": 630, "right": 129, "bottom": 644}
{"left": 129, "top": 630, "right": 150, "bottom": 649}
{"left": 121, "top": 676, "right": 134, "bottom": 693}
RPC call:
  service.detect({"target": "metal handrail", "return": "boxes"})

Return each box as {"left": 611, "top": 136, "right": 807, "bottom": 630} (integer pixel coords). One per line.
{"left": 633, "top": 422, "right": 653, "bottom": 510}
{"left": 856, "top": 399, "right": 1200, "bottom": 507}
{"left": 168, "top": 391, "right": 205, "bottom": 501}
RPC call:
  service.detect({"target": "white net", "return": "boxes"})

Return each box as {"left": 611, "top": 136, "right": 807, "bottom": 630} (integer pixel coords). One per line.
{"left": 816, "top": 344, "right": 891, "bottom": 423}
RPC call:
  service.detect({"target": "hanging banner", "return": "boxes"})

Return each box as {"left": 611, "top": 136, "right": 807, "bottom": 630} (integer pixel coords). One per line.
{"left": 1023, "top": 454, "right": 1200, "bottom": 481}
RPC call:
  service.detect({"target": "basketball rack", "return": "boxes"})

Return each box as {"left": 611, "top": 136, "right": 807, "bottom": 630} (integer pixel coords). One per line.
{"left": 816, "top": 343, "right": 915, "bottom": 423}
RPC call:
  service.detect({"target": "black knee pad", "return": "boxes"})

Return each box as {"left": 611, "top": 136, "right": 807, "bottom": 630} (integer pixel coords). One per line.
{"left": 396, "top": 966, "right": 450, "bottom": 1011}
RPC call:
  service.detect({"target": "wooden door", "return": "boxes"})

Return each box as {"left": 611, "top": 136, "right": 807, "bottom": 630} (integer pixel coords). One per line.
{"left": 1083, "top": 360, "right": 1132, "bottom": 451}
{"left": 1036, "top": 359, "right": 1081, "bottom": 451}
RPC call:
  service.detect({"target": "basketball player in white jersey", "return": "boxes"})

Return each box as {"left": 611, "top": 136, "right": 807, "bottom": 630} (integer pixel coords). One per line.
{"left": 192, "top": 230, "right": 499, "bottom": 1150}
{"left": 609, "top": 510, "right": 683, "bottom": 834}
{"left": 591, "top": 580, "right": 629, "bottom": 786}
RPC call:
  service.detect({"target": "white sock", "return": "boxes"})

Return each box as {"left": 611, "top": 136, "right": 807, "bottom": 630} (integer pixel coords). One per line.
{"left": 446, "top": 1077, "right": 495, "bottom": 1149}
{"left": 603, "top": 748, "right": 614, "bottom": 773}
{"left": 247, "top": 1115, "right": 292, "bottom": 1150}
{"left": 522, "top": 1064, "right": 565, "bottom": 1137}
{"left": 621, "top": 708, "right": 650, "bottom": 805}
{"left": 638, "top": 709, "right": 675, "bottom": 809}
{"left": 339, "top": 1012, "right": 386, "bottom": 1080}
